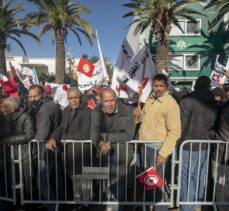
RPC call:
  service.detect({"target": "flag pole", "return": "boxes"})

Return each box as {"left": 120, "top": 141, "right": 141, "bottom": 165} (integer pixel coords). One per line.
{"left": 135, "top": 48, "right": 148, "bottom": 125}
{"left": 95, "top": 30, "right": 109, "bottom": 83}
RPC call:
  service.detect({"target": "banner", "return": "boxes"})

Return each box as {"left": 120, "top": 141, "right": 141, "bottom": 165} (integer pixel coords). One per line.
{"left": 210, "top": 55, "right": 229, "bottom": 87}
{"left": 53, "top": 84, "right": 69, "bottom": 109}
{"left": 77, "top": 59, "right": 107, "bottom": 92}
{"left": 22, "top": 67, "right": 39, "bottom": 85}
{"left": 136, "top": 167, "right": 164, "bottom": 190}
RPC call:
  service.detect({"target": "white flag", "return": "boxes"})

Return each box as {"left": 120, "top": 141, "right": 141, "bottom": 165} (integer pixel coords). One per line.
{"left": 77, "top": 59, "right": 106, "bottom": 92}
{"left": 111, "top": 20, "right": 156, "bottom": 103}
{"left": 22, "top": 66, "right": 39, "bottom": 84}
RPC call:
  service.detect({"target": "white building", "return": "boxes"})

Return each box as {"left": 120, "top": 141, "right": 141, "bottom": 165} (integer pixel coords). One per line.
{"left": 5, "top": 56, "right": 79, "bottom": 75}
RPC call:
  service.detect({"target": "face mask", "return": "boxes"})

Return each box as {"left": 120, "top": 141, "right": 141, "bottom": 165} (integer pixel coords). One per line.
{"left": 29, "top": 100, "right": 42, "bottom": 109}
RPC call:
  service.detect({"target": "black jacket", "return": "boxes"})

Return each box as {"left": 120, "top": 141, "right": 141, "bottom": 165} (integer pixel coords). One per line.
{"left": 52, "top": 103, "right": 91, "bottom": 141}
{"left": 213, "top": 103, "right": 229, "bottom": 164}
{"left": 0, "top": 108, "right": 35, "bottom": 159}
{"left": 179, "top": 89, "right": 218, "bottom": 150}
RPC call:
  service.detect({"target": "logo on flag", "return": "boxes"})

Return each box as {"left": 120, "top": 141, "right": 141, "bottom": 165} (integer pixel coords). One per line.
{"left": 77, "top": 58, "right": 95, "bottom": 78}
{"left": 136, "top": 167, "right": 164, "bottom": 190}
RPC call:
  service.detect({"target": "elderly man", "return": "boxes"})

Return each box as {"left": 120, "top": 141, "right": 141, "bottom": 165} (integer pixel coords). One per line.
{"left": 48, "top": 87, "right": 92, "bottom": 205}
{"left": 0, "top": 96, "right": 35, "bottom": 201}
{"left": 137, "top": 74, "right": 181, "bottom": 211}
{"left": 90, "top": 88, "right": 135, "bottom": 211}
{"left": 28, "top": 85, "right": 64, "bottom": 211}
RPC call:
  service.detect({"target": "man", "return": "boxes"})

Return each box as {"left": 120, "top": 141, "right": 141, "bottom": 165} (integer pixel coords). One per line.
{"left": 179, "top": 76, "right": 218, "bottom": 211}
{"left": 28, "top": 85, "right": 64, "bottom": 211}
{"left": 0, "top": 96, "right": 35, "bottom": 201}
{"left": 48, "top": 88, "right": 92, "bottom": 206}
{"left": 137, "top": 74, "right": 181, "bottom": 211}
{"left": 211, "top": 83, "right": 229, "bottom": 211}
{"left": 90, "top": 88, "right": 135, "bottom": 211}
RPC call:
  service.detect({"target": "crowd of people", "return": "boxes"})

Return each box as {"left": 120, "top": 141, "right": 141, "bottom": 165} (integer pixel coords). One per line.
{"left": 0, "top": 73, "right": 229, "bottom": 211}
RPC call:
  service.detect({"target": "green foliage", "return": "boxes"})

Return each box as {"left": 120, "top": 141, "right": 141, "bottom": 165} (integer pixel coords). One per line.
{"left": 123, "top": 0, "right": 205, "bottom": 43}
{"left": 205, "top": 0, "right": 229, "bottom": 31}
{"left": 37, "top": 71, "right": 55, "bottom": 84}
{"left": 25, "top": 0, "right": 94, "bottom": 45}
{"left": 0, "top": 0, "right": 39, "bottom": 54}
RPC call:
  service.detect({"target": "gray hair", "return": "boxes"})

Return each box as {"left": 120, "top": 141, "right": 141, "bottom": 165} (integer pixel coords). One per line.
{"left": 3, "top": 96, "right": 20, "bottom": 110}
{"left": 67, "top": 87, "right": 81, "bottom": 98}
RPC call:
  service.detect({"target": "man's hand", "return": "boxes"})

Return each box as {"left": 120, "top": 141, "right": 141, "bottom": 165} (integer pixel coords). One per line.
{"left": 156, "top": 154, "right": 166, "bottom": 166}
{"left": 47, "top": 138, "right": 56, "bottom": 151}
{"left": 98, "top": 141, "right": 111, "bottom": 154}
{"left": 223, "top": 69, "right": 229, "bottom": 78}
{"left": 133, "top": 107, "right": 141, "bottom": 118}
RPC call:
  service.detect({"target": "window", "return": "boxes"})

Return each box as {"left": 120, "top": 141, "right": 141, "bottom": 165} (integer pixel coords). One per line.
{"left": 169, "top": 54, "right": 200, "bottom": 71}
{"left": 185, "top": 55, "right": 199, "bottom": 70}
{"left": 170, "top": 20, "right": 201, "bottom": 36}
{"left": 187, "top": 21, "right": 200, "bottom": 34}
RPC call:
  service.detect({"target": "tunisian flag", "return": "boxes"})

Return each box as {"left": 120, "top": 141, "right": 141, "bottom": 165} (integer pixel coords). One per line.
{"left": 136, "top": 167, "right": 164, "bottom": 190}
{"left": 77, "top": 58, "right": 95, "bottom": 78}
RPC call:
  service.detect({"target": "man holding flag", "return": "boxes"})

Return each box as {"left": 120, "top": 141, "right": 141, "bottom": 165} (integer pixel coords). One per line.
{"left": 136, "top": 74, "right": 181, "bottom": 211}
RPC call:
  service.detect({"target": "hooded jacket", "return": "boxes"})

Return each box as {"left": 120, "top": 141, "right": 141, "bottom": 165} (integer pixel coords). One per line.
{"left": 179, "top": 89, "right": 218, "bottom": 150}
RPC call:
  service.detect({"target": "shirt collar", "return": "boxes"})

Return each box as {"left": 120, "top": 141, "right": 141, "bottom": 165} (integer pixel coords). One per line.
{"left": 150, "top": 91, "right": 169, "bottom": 103}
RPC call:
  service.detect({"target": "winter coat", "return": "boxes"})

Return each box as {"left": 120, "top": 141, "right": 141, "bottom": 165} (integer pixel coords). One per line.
{"left": 179, "top": 89, "right": 218, "bottom": 150}
{"left": 34, "top": 97, "right": 62, "bottom": 159}
{"left": 213, "top": 102, "right": 229, "bottom": 164}
{"left": 0, "top": 108, "right": 35, "bottom": 160}
{"left": 90, "top": 102, "right": 135, "bottom": 165}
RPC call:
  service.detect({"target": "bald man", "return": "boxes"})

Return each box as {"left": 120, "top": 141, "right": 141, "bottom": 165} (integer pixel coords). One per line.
{"left": 90, "top": 88, "right": 135, "bottom": 211}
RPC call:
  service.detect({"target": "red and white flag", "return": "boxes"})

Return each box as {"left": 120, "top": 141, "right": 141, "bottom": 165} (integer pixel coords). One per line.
{"left": 77, "top": 58, "right": 95, "bottom": 78}
{"left": 87, "top": 98, "right": 96, "bottom": 110}
{"left": 136, "top": 167, "right": 164, "bottom": 190}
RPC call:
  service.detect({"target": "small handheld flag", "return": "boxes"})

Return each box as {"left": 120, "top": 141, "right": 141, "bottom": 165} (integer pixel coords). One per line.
{"left": 136, "top": 167, "right": 164, "bottom": 190}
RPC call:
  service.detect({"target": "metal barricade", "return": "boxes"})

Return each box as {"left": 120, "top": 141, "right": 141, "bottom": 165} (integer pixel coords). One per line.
{"left": 177, "top": 140, "right": 229, "bottom": 210}
{"left": 2, "top": 139, "right": 229, "bottom": 210}
{"left": 11, "top": 140, "right": 176, "bottom": 209}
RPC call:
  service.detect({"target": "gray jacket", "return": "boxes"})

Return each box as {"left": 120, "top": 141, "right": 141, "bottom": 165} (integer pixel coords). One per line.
{"left": 90, "top": 102, "right": 135, "bottom": 164}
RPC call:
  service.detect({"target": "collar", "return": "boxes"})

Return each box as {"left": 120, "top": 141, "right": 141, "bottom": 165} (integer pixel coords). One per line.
{"left": 68, "top": 102, "right": 84, "bottom": 111}
{"left": 150, "top": 91, "right": 169, "bottom": 103}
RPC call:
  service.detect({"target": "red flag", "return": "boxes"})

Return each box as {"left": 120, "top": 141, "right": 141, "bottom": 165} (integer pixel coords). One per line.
{"left": 87, "top": 98, "right": 96, "bottom": 110}
{"left": 77, "top": 58, "right": 95, "bottom": 77}
{"left": 136, "top": 167, "right": 164, "bottom": 190}
{"left": 0, "top": 75, "right": 18, "bottom": 97}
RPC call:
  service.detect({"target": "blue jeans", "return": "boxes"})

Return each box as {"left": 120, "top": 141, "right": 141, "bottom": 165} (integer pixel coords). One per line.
{"left": 137, "top": 144, "right": 168, "bottom": 211}
{"left": 180, "top": 149, "right": 208, "bottom": 211}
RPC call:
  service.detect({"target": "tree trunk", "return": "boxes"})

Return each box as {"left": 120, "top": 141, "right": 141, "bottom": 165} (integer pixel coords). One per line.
{"left": 0, "top": 38, "right": 7, "bottom": 75}
{"left": 55, "top": 28, "right": 66, "bottom": 83}
{"left": 155, "top": 35, "right": 169, "bottom": 73}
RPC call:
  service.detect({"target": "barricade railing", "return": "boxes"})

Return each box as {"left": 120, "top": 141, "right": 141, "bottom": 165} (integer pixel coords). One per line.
{"left": 177, "top": 140, "right": 229, "bottom": 210}
{"left": 1, "top": 139, "right": 229, "bottom": 210}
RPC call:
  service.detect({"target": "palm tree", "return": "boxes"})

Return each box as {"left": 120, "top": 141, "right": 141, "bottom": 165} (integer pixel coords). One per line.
{"left": 123, "top": 0, "right": 204, "bottom": 73}
{"left": 0, "top": 0, "right": 39, "bottom": 75}
{"left": 25, "top": 0, "right": 94, "bottom": 83}
{"left": 205, "top": 0, "right": 229, "bottom": 31}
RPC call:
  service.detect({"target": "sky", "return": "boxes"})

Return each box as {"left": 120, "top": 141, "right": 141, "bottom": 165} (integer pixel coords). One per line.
{"left": 6, "top": 0, "right": 132, "bottom": 64}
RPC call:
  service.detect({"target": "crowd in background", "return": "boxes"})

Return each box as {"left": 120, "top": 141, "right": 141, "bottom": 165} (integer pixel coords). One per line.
{"left": 0, "top": 73, "right": 229, "bottom": 211}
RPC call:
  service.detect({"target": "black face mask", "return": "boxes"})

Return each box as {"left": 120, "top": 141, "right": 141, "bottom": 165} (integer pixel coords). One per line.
{"left": 29, "top": 100, "right": 43, "bottom": 110}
